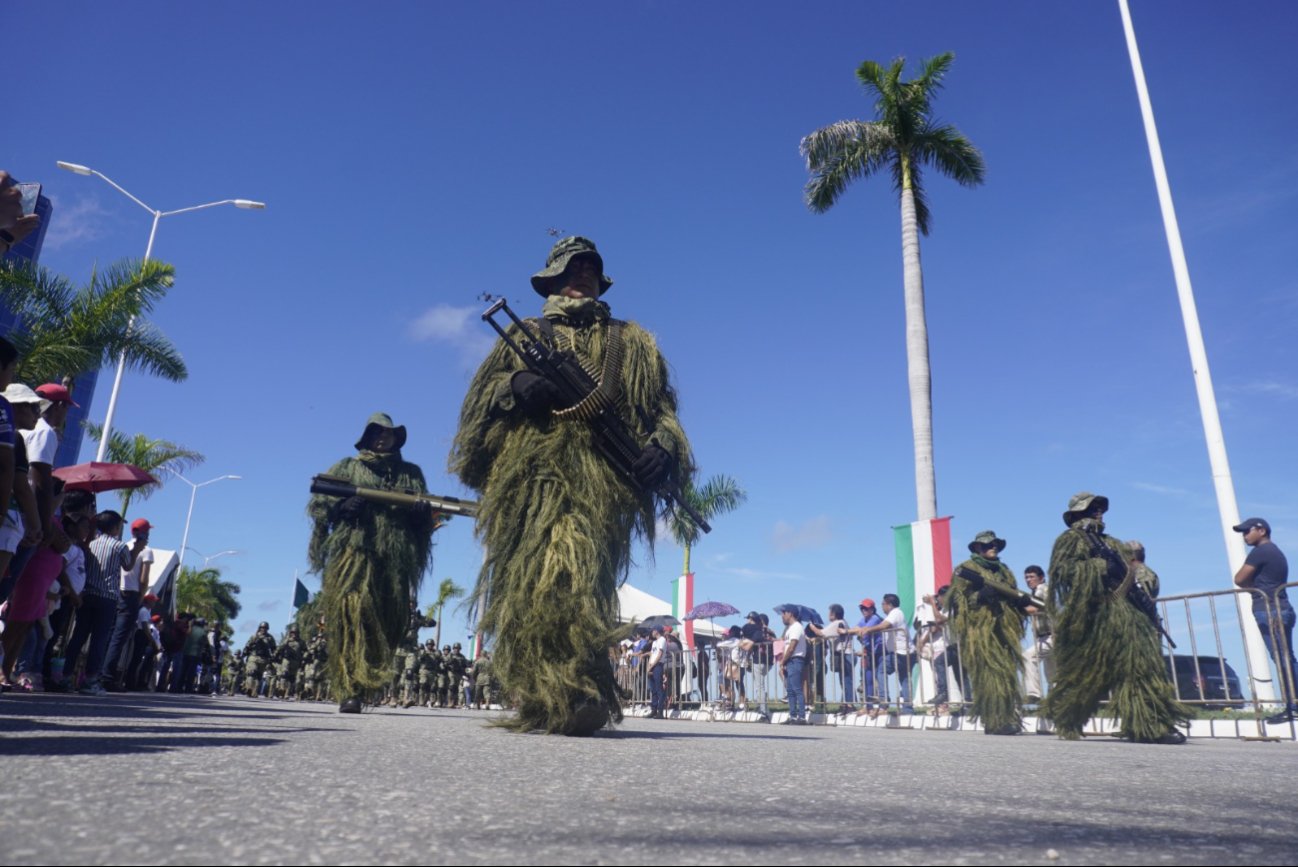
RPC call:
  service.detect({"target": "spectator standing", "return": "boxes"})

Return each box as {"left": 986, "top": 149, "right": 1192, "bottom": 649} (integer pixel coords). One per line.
{"left": 102, "top": 516, "right": 150, "bottom": 690}
{"left": 60, "top": 511, "right": 139, "bottom": 694}
{"left": 1021, "top": 565, "right": 1053, "bottom": 703}
{"left": 778, "top": 605, "right": 809, "bottom": 724}
{"left": 914, "top": 588, "right": 951, "bottom": 715}
{"left": 852, "top": 594, "right": 914, "bottom": 716}
{"left": 0, "top": 384, "right": 44, "bottom": 603}
{"left": 809, "top": 603, "right": 854, "bottom": 714}
{"left": 854, "top": 600, "right": 884, "bottom": 716}
{"left": 646, "top": 626, "right": 667, "bottom": 719}
{"left": 1233, "top": 518, "right": 1294, "bottom": 724}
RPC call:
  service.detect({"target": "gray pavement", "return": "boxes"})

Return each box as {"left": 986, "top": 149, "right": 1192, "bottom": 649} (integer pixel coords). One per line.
{"left": 0, "top": 692, "right": 1294, "bottom": 865}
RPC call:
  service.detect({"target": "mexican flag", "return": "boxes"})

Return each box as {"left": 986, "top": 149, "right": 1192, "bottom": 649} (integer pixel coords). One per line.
{"left": 893, "top": 517, "right": 954, "bottom": 617}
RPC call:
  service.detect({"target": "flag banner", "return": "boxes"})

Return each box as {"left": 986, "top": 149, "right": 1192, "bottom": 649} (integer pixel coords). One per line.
{"left": 293, "top": 578, "right": 310, "bottom": 609}
{"left": 672, "top": 572, "right": 695, "bottom": 649}
{"left": 893, "top": 517, "right": 953, "bottom": 618}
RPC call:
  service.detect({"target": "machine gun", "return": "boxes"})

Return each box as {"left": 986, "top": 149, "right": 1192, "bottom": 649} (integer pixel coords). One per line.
{"left": 1081, "top": 528, "right": 1177, "bottom": 649}
{"left": 310, "top": 474, "right": 478, "bottom": 519}
{"left": 481, "top": 297, "right": 710, "bottom": 533}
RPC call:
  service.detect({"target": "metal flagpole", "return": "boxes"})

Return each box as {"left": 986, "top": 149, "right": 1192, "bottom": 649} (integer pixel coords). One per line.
{"left": 1116, "top": 0, "right": 1275, "bottom": 701}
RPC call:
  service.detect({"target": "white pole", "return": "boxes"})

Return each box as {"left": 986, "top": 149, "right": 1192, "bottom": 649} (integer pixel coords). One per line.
{"left": 1117, "top": 0, "right": 1275, "bottom": 701}
{"left": 95, "top": 210, "right": 160, "bottom": 462}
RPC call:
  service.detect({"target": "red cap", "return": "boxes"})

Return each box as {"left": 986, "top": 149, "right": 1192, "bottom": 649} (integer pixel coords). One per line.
{"left": 35, "top": 383, "right": 80, "bottom": 407}
{"left": 131, "top": 518, "right": 153, "bottom": 532}
{"left": 859, "top": 598, "right": 876, "bottom": 609}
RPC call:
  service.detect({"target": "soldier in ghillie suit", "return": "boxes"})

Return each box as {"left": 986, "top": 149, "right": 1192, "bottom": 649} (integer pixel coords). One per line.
{"left": 450, "top": 236, "right": 694, "bottom": 736}
{"left": 1043, "top": 493, "right": 1189, "bottom": 744}
{"left": 1123, "top": 540, "right": 1160, "bottom": 599}
{"left": 307, "top": 413, "right": 438, "bottom": 714}
{"left": 946, "top": 531, "right": 1032, "bottom": 735}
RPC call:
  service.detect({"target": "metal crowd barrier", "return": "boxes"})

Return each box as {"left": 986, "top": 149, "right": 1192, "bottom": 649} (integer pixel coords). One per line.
{"left": 616, "top": 584, "right": 1298, "bottom": 740}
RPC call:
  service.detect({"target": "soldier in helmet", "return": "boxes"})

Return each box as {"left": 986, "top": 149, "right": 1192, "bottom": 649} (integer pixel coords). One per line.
{"left": 471, "top": 650, "right": 495, "bottom": 709}
{"left": 448, "top": 643, "right": 469, "bottom": 708}
{"left": 273, "top": 628, "right": 307, "bottom": 699}
{"left": 417, "top": 639, "right": 441, "bottom": 707}
{"left": 435, "top": 645, "right": 454, "bottom": 707}
{"left": 450, "top": 236, "right": 695, "bottom": 735}
{"left": 945, "top": 530, "right": 1035, "bottom": 735}
{"left": 306, "top": 414, "right": 440, "bottom": 713}
{"left": 1123, "top": 540, "right": 1160, "bottom": 599}
{"left": 1043, "top": 492, "right": 1188, "bottom": 743}
{"left": 226, "top": 649, "right": 246, "bottom": 696}
{"left": 242, "top": 622, "right": 277, "bottom": 697}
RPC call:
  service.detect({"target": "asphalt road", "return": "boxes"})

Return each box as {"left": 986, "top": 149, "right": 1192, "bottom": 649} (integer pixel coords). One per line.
{"left": 0, "top": 692, "right": 1293, "bottom": 865}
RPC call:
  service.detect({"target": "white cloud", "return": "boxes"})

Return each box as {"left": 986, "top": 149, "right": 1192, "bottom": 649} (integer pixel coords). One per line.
{"left": 407, "top": 303, "right": 496, "bottom": 361}
{"left": 772, "top": 515, "right": 832, "bottom": 553}
{"left": 1131, "top": 482, "right": 1193, "bottom": 497}
{"left": 42, "top": 195, "right": 112, "bottom": 251}
{"left": 258, "top": 598, "right": 282, "bottom": 612}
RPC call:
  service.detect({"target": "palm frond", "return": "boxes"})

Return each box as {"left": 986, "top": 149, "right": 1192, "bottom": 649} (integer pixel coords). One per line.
{"left": 915, "top": 124, "right": 987, "bottom": 188}
{"left": 89, "top": 258, "right": 176, "bottom": 318}
{"left": 104, "top": 321, "right": 188, "bottom": 382}
{"left": 801, "top": 121, "right": 894, "bottom": 213}
{"left": 667, "top": 473, "right": 748, "bottom": 549}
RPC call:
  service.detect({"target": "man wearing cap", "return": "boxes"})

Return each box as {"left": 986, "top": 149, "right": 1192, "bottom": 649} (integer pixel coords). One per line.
{"left": 1233, "top": 517, "right": 1295, "bottom": 723}
{"left": 104, "top": 518, "right": 155, "bottom": 690}
{"left": 1124, "top": 541, "right": 1160, "bottom": 599}
{"left": 945, "top": 531, "right": 1031, "bottom": 735}
{"left": 307, "top": 413, "right": 438, "bottom": 713}
{"left": 1043, "top": 492, "right": 1188, "bottom": 743}
{"left": 451, "top": 236, "right": 694, "bottom": 736}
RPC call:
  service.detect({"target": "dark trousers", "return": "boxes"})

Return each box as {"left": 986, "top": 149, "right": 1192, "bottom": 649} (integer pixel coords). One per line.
{"left": 104, "top": 591, "right": 140, "bottom": 684}
{"left": 649, "top": 662, "right": 665, "bottom": 712}
{"left": 62, "top": 594, "right": 117, "bottom": 684}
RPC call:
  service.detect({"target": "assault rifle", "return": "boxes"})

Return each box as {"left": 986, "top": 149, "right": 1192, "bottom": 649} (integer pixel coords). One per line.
{"left": 1080, "top": 528, "right": 1177, "bottom": 649}
{"left": 309, "top": 474, "right": 478, "bottom": 518}
{"left": 956, "top": 567, "right": 1040, "bottom": 612}
{"left": 480, "top": 297, "right": 710, "bottom": 533}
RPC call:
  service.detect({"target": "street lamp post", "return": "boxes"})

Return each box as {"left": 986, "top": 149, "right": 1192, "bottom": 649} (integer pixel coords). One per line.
{"left": 169, "top": 472, "right": 242, "bottom": 572}
{"left": 54, "top": 161, "right": 265, "bottom": 460}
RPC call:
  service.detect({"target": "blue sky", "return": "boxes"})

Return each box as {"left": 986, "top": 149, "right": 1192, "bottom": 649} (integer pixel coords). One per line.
{"left": 7, "top": 1, "right": 1297, "bottom": 655}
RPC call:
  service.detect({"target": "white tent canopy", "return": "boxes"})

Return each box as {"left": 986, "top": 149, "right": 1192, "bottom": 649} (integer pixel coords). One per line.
{"left": 617, "top": 583, "right": 729, "bottom": 642}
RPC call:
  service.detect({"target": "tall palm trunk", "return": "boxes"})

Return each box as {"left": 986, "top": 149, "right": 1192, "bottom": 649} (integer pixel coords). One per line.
{"left": 681, "top": 543, "right": 692, "bottom": 577}
{"left": 899, "top": 157, "right": 938, "bottom": 521}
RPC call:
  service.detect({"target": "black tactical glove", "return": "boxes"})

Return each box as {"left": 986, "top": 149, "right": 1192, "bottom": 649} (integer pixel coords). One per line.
{"left": 633, "top": 444, "right": 672, "bottom": 489}
{"left": 407, "top": 499, "right": 433, "bottom": 528}
{"left": 336, "top": 495, "right": 367, "bottom": 522}
{"left": 975, "top": 586, "right": 1002, "bottom": 608}
{"left": 510, "top": 371, "right": 561, "bottom": 417}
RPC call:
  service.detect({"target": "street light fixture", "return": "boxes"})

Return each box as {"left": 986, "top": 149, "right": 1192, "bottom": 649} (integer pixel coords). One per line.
{"left": 54, "top": 160, "right": 266, "bottom": 460}
{"left": 167, "top": 471, "right": 243, "bottom": 573}
{"left": 184, "top": 547, "right": 242, "bottom": 568}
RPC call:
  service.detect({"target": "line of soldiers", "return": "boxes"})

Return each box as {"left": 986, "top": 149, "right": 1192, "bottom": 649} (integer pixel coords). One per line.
{"left": 221, "top": 620, "right": 499, "bottom": 709}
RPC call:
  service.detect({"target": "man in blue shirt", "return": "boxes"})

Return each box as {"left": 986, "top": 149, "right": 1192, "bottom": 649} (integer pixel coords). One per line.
{"left": 854, "top": 598, "right": 884, "bottom": 716}
{"left": 1233, "top": 517, "right": 1294, "bottom": 724}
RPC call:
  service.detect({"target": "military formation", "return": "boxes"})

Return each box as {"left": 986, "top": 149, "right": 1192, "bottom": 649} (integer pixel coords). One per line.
{"left": 224, "top": 617, "right": 500, "bottom": 709}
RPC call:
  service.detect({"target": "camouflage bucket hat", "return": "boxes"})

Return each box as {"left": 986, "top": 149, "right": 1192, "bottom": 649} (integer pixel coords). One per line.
{"left": 967, "top": 530, "right": 1007, "bottom": 554}
{"left": 530, "top": 236, "right": 614, "bottom": 297}
{"left": 1063, "top": 491, "right": 1109, "bottom": 526}
{"left": 354, "top": 412, "right": 408, "bottom": 451}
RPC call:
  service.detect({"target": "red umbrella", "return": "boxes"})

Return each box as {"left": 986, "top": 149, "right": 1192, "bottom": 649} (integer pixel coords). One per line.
{"left": 53, "top": 462, "right": 157, "bottom": 493}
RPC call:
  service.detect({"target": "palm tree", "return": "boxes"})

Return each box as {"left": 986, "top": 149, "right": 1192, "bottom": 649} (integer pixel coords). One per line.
{"left": 83, "top": 421, "right": 204, "bottom": 517}
{"left": 667, "top": 474, "right": 747, "bottom": 575}
{"left": 0, "top": 257, "right": 187, "bottom": 392}
{"left": 801, "top": 53, "right": 985, "bottom": 520}
{"left": 429, "top": 578, "right": 464, "bottom": 648}
{"left": 176, "top": 565, "right": 242, "bottom": 624}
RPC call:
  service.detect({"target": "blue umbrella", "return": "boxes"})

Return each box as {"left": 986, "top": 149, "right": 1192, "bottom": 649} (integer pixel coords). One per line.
{"left": 774, "top": 604, "right": 824, "bottom": 627}
{"left": 684, "top": 601, "right": 740, "bottom": 621}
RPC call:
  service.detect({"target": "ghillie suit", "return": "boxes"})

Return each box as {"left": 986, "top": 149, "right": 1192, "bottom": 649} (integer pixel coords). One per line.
{"left": 450, "top": 240, "right": 692, "bottom": 736}
{"left": 307, "top": 414, "right": 435, "bottom": 704}
{"left": 1042, "top": 493, "right": 1189, "bottom": 743}
{"left": 946, "top": 531, "right": 1027, "bottom": 735}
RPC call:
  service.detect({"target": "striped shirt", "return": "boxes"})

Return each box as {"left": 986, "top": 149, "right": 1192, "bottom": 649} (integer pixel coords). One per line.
{"left": 85, "top": 536, "right": 131, "bottom": 600}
